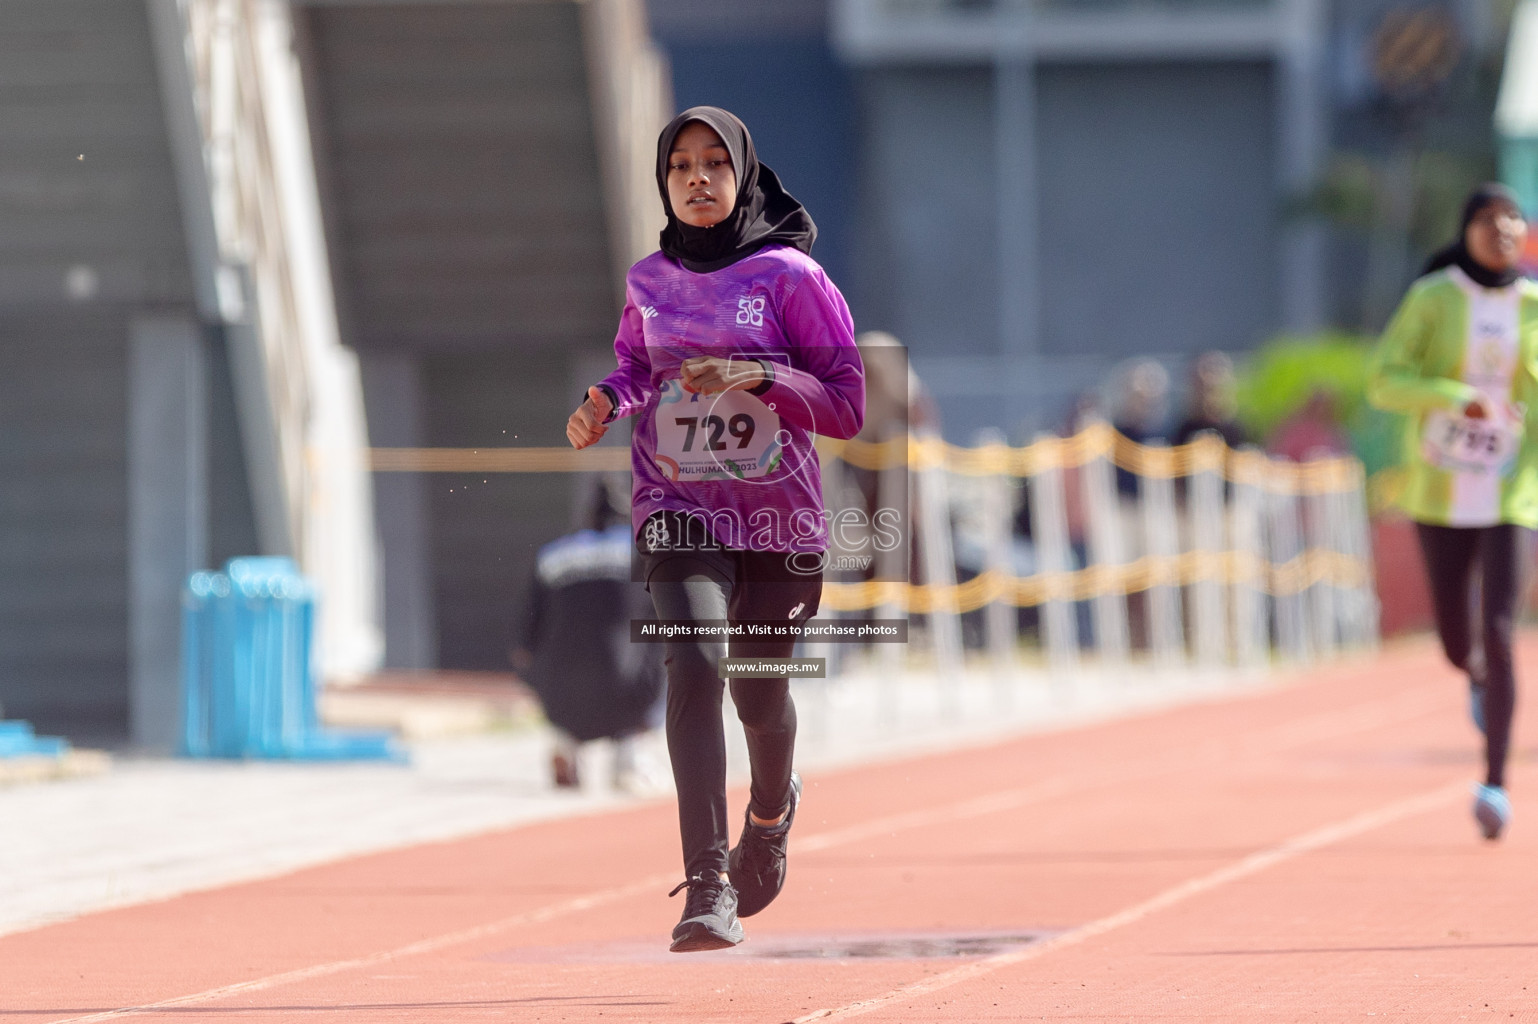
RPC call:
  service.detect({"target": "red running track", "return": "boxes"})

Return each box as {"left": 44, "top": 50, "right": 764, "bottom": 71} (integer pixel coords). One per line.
{"left": 3, "top": 635, "right": 1535, "bottom": 1022}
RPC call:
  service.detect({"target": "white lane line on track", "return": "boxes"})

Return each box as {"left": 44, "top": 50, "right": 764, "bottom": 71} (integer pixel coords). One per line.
{"left": 43, "top": 685, "right": 1451, "bottom": 1023}
{"left": 799, "top": 684, "right": 1447, "bottom": 856}
{"left": 44, "top": 872, "right": 680, "bottom": 1024}
{"left": 42, "top": 784, "right": 1091, "bottom": 1024}
{"left": 787, "top": 779, "right": 1469, "bottom": 1023}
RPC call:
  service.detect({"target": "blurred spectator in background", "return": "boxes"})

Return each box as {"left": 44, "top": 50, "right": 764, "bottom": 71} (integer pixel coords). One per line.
{"left": 1108, "top": 359, "right": 1170, "bottom": 650}
{"left": 1111, "top": 358, "right": 1170, "bottom": 496}
{"left": 848, "top": 330, "right": 933, "bottom": 592}
{"left": 513, "top": 478, "right": 665, "bottom": 793}
{"left": 1172, "top": 351, "right": 1246, "bottom": 449}
{"left": 1056, "top": 391, "right": 1103, "bottom": 545}
{"left": 1267, "top": 389, "right": 1352, "bottom": 462}
{"left": 855, "top": 330, "right": 937, "bottom": 436}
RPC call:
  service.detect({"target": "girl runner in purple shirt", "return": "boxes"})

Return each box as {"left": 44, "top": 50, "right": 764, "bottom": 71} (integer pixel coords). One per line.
{"left": 568, "top": 106, "right": 864, "bottom": 951}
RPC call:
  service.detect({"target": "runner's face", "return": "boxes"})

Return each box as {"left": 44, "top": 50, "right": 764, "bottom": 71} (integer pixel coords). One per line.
{"left": 1465, "top": 203, "right": 1527, "bottom": 274}
{"left": 666, "top": 122, "right": 737, "bottom": 229}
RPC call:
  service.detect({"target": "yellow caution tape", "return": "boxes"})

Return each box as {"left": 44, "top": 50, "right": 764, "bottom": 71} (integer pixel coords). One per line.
{"left": 365, "top": 425, "right": 1374, "bottom": 614}
{"left": 369, "top": 446, "right": 632, "bottom": 473}
{"left": 819, "top": 548, "right": 1370, "bottom": 613}
{"left": 369, "top": 424, "right": 1362, "bottom": 494}
{"left": 819, "top": 423, "right": 1362, "bottom": 495}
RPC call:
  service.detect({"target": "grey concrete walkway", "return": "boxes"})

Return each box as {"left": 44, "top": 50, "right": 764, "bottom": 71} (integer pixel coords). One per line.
{"left": 0, "top": 658, "right": 1301, "bottom": 940}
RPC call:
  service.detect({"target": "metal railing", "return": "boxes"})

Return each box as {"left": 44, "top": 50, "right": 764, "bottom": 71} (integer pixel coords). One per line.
{"left": 180, "top": 0, "right": 311, "bottom": 555}
{"left": 152, "top": 0, "right": 383, "bottom": 678}
{"left": 581, "top": 0, "right": 674, "bottom": 298}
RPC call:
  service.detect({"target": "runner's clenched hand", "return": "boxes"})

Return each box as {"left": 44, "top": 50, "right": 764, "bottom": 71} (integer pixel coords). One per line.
{"left": 679, "top": 356, "right": 766, "bottom": 396}
{"left": 567, "top": 386, "right": 614, "bottom": 449}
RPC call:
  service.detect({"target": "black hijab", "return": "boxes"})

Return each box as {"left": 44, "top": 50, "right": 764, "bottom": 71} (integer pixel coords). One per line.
{"left": 656, "top": 106, "right": 817, "bottom": 273}
{"left": 1423, "top": 182, "right": 1525, "bottom": 289}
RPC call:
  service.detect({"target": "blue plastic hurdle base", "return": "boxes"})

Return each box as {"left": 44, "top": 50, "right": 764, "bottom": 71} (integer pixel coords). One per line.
{"left": 287, "top": 728, "right": 406, "bottom": 763}
{"left": 181, "top": 558, "right": 409, "bottom": 765}
{"left": 0, "top": 720, "right": 70, "bottom": 759}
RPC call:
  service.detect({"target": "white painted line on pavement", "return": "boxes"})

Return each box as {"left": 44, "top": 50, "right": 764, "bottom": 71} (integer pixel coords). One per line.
{"left": 42, "top": 684, "right": 1451, "bottom": 1023}
{"left": 788, "top": 780, "right": 1469, "bottom": 1023}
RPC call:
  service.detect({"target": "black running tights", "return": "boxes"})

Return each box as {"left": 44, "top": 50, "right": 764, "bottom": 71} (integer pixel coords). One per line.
{"left": 647, "top": 570, "right": 800, "bottom": 880}
{"left": 1416, "top": 522, "right": 1533, "bottom": 788}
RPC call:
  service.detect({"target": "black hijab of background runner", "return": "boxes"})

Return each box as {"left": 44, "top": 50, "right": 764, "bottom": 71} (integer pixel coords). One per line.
{"left": 655, "top": 106, "right": 817, "bottom": 273}
{"left": 1422, "top": 182, "right": 1525, "bottom": 289}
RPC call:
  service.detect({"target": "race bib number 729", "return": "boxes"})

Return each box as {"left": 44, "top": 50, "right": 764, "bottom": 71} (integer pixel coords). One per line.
{"left": 653, "top": 378, "right": 784, "bottom": 482}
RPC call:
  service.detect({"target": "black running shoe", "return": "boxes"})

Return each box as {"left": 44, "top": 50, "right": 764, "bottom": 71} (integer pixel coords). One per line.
{"left": 728, "top": 770, "right": 801, "bottom": 918}
{"left": 668, "top": 870, "right": 743, "bottom": 952}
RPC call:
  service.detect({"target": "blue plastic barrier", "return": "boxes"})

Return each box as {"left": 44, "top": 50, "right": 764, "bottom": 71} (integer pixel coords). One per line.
{"left": 180, "top": 557, "right": 403, "bottom": 762}
{"left": 0, "top": 719, "right": 69, "bottom": 759}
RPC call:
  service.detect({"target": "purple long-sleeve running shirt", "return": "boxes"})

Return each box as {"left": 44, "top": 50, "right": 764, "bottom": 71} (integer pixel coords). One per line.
{"left": 597, "top": 245, "right": 865, "bottom": 553}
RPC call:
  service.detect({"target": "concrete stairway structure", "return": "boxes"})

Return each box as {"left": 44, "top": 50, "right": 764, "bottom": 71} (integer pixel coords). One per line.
{"left": 292, "top": 0, "right": 667, "bottom": 672}
{"left": 0, "top": 0, "right": 670, "bottom": 742}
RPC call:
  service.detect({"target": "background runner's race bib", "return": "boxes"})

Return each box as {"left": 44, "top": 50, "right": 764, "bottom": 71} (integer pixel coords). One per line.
{"left": 653, "top": 378, "right": 784, "bottom": 481}
{"left": 1421, "top": 406, "right": 1523, "bottom": 476}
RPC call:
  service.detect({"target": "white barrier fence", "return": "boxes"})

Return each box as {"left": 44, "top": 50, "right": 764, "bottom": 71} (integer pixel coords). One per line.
{"left": 814, "top": 422, "right": 1379, "bottom": 678}
{"left": 369, "top": 421, "right": 1379, "bottom": 692}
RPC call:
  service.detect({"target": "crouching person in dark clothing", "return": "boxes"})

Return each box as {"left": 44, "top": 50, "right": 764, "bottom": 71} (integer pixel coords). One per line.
{"left": 514, "top": 480, "right": 665, "bottom": 793}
